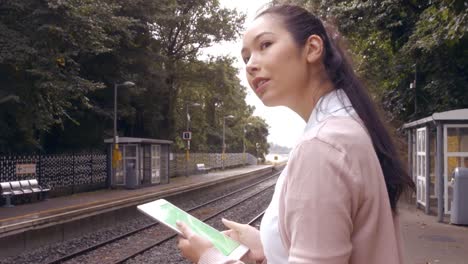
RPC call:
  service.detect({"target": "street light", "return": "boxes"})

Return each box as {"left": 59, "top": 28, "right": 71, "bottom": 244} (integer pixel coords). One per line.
{"left": 255, "top": 142, "right": 260, "bottom": 164}
{"left": 184, "top": 102, "right": 201, "bottom": 176}
{"left": 0, "top": 95, "right": 19, "bottom": 105}
{"left": 113, "top": 81, "right": 135, "bottom": 156}
{"left": 411, "top": 63, "right": 417, "bottom": 114}
{"left": 243, "top": 122, "right": 253, "bottom": 165}
{"left": 186, "top": 102, "right": 201, "bottom": 132}
{"left": 222, "top": 114, "right": 235, "bottom": 170}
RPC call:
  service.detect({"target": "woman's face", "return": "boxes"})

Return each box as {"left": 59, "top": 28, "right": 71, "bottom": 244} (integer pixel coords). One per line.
{"left": 241, "top": 14, "right": 309, "bottom": 107}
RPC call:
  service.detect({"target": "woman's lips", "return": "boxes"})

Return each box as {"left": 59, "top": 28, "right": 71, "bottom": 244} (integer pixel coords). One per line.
{"left": 256, "top": 80, "right": 270, "bottom": 94}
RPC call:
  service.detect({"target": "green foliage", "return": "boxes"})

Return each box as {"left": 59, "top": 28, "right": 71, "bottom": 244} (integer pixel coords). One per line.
{"left": 149, "top": 0, "right": 246, "bottom": 143}
{"left": 174, "top": 56, "right": 269, "bottom": 155}
{"left": 153, "top": 0, "right": 245, "bottom": 61}
{"left": 0, "top": 0, "right": 269, "bottom": 156}
{"left": 244, "top": 116, "right": 270, "bottom": 160}
{"left": 0, "top": 0, "right": 136, "bottom": 152}
{"left": 279, "top": 0, "right": 467, "bottom": 122}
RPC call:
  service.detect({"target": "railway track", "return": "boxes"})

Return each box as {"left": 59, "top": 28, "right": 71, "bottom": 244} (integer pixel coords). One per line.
{"left": 46, "top": 171, "right": 279, "bottom": 264}
{"left": 115, "top": 184, "right": 272, "bottom": 263}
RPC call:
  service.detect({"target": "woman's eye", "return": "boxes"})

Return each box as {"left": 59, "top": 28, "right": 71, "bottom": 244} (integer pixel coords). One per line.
{"left": 260, "top": 41, "right": 272, "bottom": 50}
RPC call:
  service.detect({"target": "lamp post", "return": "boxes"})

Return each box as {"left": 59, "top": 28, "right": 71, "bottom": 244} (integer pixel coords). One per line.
{"left": 243, "top": 122, "right": 253, "bottom": 165}
{"left": 413, "top": 63, "right": 417, "bottom": 114}
{"left": 222, "top": 115, "right": 235, "bottom": 170}
{"left": 186, "top": 102, "right": 201, "bottom": 133}
{"left": 113, "top": 81, "right": 135, "bottom": 163}
{"left": 255, "top": 142, "right": 260, "bottom": 164}
{"left": 185, "top": 102, "right": 201, "bottom": 176}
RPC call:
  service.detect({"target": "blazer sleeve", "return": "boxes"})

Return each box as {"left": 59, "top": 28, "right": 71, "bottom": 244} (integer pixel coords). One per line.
{"left": 281, "top": 138, "right": 361, "bottom": 264}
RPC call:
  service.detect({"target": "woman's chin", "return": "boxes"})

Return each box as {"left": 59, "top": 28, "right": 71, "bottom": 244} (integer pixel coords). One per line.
{"left": 259, "top": 94, "right": 281, "bottom": 107}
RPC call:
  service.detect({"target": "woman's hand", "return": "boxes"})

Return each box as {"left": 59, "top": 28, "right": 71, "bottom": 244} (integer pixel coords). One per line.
{"left": 177, "top": 221, "right": 215, "bottom": 263}
{"left": 222, "top": 218, "right": 265, "bottom": 262}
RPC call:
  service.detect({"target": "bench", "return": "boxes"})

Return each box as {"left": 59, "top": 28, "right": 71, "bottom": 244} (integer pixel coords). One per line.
{"left": 29, "top": 179, "right": 51, "bottom": 200}
{"left": 1, "top": 179, "right": 50, "bottom": 207}
{"left": 196, "top": 163, "right": 211, "bottom": 174}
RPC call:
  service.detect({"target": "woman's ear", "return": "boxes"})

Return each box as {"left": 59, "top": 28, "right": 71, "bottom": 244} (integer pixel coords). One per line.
{"left": 305, "top": 35, "right": 324, "bottom": 64}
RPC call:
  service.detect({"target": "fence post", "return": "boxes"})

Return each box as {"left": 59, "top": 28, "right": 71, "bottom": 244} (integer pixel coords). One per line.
{"left": 72, "top": 153, "right": 75, "bottom": 194}
{"left": 38, "top": 154, "right": 42, "bottom": 184}
{"left": 90, "top": 154, "right": 94, "bottom": 185}
{"left": 106, "top": 147, "right": 111, "bottom": 189}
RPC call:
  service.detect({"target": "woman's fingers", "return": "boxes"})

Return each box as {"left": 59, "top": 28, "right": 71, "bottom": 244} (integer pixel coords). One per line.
{"left": 176, "top": 223, "right": 216, "bottom": 263}
{"left": 177, "top": 236, "right": 187, "bottom": 249}
{"left": 176, "top": 221, "right": 193, "bottom": 239}
{"left": 221, "top": 229, "right": 233, "bottom": 236}
{"left": 222, "top": 218, "right": 244, "bottom": 231}
{"left": 177, "top": 237, "right": 192, "bottom": 260}
{"left": 222, "top": 229, "right": 238, "bottom": 240}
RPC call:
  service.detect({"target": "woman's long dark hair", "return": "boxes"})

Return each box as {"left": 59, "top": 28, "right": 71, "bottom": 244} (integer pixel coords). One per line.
{"left": 257, "top": 5, "right": 415, "bottom": 212}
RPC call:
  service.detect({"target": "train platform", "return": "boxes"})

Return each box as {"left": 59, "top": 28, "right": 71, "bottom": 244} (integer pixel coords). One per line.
{"left": 399, "top": 201, "right": 468, "bottom": 264}
{"left": 0, "top": 165, "right": 274, "bottom": 240}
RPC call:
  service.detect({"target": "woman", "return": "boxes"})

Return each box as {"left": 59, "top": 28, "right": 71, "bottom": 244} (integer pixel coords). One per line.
{"left": 177, "top": 4, "right": 414, "bottom": 264}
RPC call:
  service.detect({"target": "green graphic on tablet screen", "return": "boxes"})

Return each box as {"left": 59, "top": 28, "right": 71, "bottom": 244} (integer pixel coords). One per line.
{"left": 140, "top": 200, "right": 241, "bottom": 256}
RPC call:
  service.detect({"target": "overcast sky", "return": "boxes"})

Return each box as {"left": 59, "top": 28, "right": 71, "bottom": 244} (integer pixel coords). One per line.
{"left": 201, "top": 0, "right": 305, "bottom": 148}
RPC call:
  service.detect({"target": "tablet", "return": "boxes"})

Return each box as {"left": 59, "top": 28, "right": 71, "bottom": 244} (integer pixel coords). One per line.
{"left": 137, "top": 199, "right": 249, "bottom": 260}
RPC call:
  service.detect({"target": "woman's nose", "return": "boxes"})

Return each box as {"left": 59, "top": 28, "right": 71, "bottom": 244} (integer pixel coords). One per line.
{"left": 246, "top": 56, "right": 260, "bottom": 76}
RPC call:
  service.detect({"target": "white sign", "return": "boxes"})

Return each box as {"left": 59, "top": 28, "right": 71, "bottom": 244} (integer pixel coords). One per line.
{"left": 16, "top": 163, "right": 36, "bottom": 175}
{"left": 182, "top": 131, "right": 192, "bottom": 140}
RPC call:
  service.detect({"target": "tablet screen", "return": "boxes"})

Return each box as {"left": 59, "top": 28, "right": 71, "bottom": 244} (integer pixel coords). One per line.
{"left": 139, "top": 200, "right": 241, "bottom": 256}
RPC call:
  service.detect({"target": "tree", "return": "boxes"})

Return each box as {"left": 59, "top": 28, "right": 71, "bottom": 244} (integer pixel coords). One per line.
{"left": 244, "top": 116, "right": 270, "bottom": 161}
{"left": 0, "top": 0, "right": 269, "bottom": 155}
{"left": 150, "top": 0, "right": 245, "bottom": 139}
{"left": 275, "top": 0, "right": 467, "bottom": 123}
{"left": 0, "top": 0, "right": 135, "bottom": 152}
{"left": 174, "top": 56, "right": 265, "bottom": 153}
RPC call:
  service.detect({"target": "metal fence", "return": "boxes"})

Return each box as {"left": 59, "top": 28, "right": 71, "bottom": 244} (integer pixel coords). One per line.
{"left": 0, "top": 153, "right": 108, "bottom": 196}
{"left": 0, "top": 152, "right": 257, "bottom": 197}
{"left": 169, "top": 153, "right": 258, "bottom": 177}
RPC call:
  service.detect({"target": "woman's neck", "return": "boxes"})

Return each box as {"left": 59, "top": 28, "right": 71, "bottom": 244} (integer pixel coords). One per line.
{"left": 292, "top": 78, "right": 335, "bottom": 122}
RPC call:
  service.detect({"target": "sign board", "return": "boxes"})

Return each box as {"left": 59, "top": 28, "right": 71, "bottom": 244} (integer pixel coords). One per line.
{"left": 182, "top": 131, "right": 192, "bottom": 140}
{"left": 16, "top": 163, "right": 36, "bottom": 175}
{"left": 112, "top": 148, "right": 123, "bottom": 168}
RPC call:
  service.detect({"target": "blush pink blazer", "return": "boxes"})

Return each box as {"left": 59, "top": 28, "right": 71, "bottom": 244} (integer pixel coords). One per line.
{"left": 200, "top": 116, "right": 404, "bottom": 264}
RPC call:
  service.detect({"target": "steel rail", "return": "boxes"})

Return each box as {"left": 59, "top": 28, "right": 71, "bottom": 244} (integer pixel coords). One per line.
{"left": 247, "top": 210, "right": 265, "bottom": 225}
{"left": 46, "top": 170, "right": 280, "bottom": 264}
{"left": 113, "top": 183, "right": 274, "bottom": 263}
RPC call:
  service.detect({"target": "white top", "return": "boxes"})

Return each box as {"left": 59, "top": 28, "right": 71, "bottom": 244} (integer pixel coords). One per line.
{"left": 259, "top": 89, "right": 355, "bottom": 263}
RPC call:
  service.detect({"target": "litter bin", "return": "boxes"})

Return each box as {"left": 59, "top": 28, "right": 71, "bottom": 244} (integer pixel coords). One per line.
{"left": 126, "top": 161, "right": 138, "bottom": 189}
{"left": 450, "top": 167, "right": 468, "bottom": 225}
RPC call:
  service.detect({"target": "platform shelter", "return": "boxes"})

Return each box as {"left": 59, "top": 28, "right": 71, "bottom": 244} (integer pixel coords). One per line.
{"left": 402, "top": 109, "right": 468, "bottom": 222}
{"left": 104, "top": 137, "right": 172, "bottom": 188}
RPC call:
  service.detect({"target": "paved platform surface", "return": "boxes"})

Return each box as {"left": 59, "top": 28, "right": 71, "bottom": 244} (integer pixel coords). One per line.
{"left": 399, "top": 201, "right": 468, "bottom": 264}
{"left": 0, "top": 165, "right": 273, "bottom": 232}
